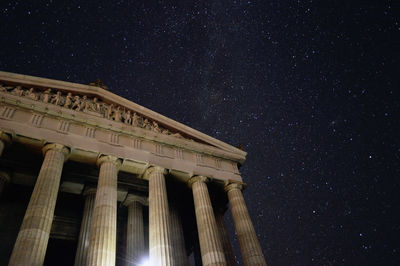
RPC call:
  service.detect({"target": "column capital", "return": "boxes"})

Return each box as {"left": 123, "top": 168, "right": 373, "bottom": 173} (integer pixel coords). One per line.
{"left": 187, "top": 175, "right": 209, "bottom": 188}
{"left": 224, "top": 180, "right": 247, "bottom": 192}
{"left": 143, "top": 166, "right": 167, "bottom": 180}
{"left": 42, "top": 143, "right": 70, "bottom": 160}
{"left": 96, "top": 155, "right": 122, "bottom": 168}
{"left": 123, "top": 194, "right": 148, "bottom": 207}
{"left": 83, "top": 186, "right": 97, "bottom": 196}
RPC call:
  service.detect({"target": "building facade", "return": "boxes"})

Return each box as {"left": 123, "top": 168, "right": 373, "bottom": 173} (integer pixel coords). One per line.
{"left": 0, "top": 71, "right": 266, "bottom": 266}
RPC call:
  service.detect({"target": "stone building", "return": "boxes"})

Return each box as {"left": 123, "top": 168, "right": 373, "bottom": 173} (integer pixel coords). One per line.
{"left": 0, "top": 71, "right": 267, "bottom": 266}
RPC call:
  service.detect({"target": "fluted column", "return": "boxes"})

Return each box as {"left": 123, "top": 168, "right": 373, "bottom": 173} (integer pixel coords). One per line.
{"left": 124, "top": 194, "right": 147, "bottom": 266}
{"left": 170, "top": 203, "right": 189, "bottom": 266}
{"left": 188, "top": 176, "right": 226, "bottom": 266}
{"left": 145, "top": 166, "right": 174, "bottom": 266}
{"left": 0, "top": 171, "right": 10, "bottom": 196}
{"left": 9, "top": 143, "right": 69, "bottom": 266}
{"left": 74, "top": 187, "right": 96, "bottom": 266}
{"left": 86, "top": 155, "right": 121, "bottom": 266}
{"left": 215, "top": 208, "right": 236, "bottom": 265}
{"left": 225, "top": 182, "right": 267, "bottom": 266}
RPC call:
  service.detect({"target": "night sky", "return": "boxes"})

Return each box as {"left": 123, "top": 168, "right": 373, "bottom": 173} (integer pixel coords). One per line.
{"left": 1, "top": 1, "right": 399, "bottom": 265}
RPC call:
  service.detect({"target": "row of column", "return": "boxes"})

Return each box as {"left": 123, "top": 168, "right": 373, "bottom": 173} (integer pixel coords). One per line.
{"left": 74, "top": 189, "right": 149, "bottom": 266}
{"left": 4, "top": 142, "right": 267, "bottom": 266}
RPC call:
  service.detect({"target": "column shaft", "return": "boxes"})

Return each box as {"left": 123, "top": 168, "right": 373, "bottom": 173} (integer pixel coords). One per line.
{"left": 126, "top": 201, "right": 145, "bottom": 265}
{"left": 9, "top": 144, "right": 68, "bottom": 266}
{"left": 74, "top": 188, "right": 96, "bottom": 266}
{"left": 170, "top": 204, "right": 188, "bottom": 266}
{"left": 215, "top": 211, "right": 236, "bottom": 265}
{"left": 190, "top": 177, "right": 226, "bottom": 266}
{"left": 147, "top": 167, "right": 174, "bottom": 266}
{"left": 226, "top": 184, "right": 267, "bottom": 266}
{"left": 86, "top": 157, "right": 119, "bottom": 266}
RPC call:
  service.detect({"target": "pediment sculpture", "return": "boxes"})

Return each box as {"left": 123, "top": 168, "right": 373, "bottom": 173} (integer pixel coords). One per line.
{"left": 0, "top": 84, "right": 185, "bottom": 139}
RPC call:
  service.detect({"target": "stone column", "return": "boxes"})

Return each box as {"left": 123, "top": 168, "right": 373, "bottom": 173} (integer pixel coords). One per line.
{"left": 9, "top": 143, "right": 69, "bottom": 266}
{"left": 74, "top": 187, "right": 96, "bottom": 266}
{"left": 188, "top": 176, "right": 226, "bottom": 266}
{"left": 123, "top": 194, "right": 147, "bottom": 266}
{"left": 215, "top": 208, "right": 236, "bottom": 265}
{"left": 145, "top": 166, "right": 174, "bottom": 266}
{"left": 0, "top": 171, "right": 10, "bottom": 197}
{"left": 225, "top": 182, "right": 267, "bottom": 266}
{"left": 169, "top": 204, "right": 189, "bottom": 266}
{"left": 86, "top": 155, "right": 121, "bottom": 266}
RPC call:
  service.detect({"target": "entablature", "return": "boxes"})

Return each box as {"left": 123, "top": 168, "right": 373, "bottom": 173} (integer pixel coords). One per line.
{"left": 0, "top": 71, "right": 246, "bottom": 163}
{"left": 0, "top": 91, "right": 242, "bottom": 184}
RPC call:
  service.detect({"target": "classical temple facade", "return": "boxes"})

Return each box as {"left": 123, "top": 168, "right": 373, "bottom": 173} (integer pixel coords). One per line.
{"left": 0, "top": 71, "right": 267, "bottom": 266}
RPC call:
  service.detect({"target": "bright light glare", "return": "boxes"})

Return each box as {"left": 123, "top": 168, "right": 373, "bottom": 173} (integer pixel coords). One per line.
{"left": 138, "top": 258, "right": 152, "bottom": 266}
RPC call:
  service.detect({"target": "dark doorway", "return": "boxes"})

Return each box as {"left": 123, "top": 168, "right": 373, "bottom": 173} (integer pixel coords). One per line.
{"left": 44, "top": 238, "right": 77, "bottom": 266}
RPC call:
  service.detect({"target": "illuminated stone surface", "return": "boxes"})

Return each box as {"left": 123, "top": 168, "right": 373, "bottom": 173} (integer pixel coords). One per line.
{"left": 74, "top": 187, "right": 96, "bottom": 266}
{"left": 8, "top": 144, "right": 69, "bottom": 266}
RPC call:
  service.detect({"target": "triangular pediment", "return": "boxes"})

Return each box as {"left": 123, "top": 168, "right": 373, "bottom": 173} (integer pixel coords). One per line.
{"left": 0, "top": 71, "right": 246, "bottom": 162}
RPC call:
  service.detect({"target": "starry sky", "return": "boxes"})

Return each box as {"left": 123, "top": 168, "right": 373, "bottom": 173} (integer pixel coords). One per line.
{"left": 0, "top": 1, "right": 399, "bottom": 265}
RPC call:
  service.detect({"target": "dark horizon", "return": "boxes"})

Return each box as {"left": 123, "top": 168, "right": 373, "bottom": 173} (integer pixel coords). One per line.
{"left": 0, "top": 1, "right": 398, "bottom": 265}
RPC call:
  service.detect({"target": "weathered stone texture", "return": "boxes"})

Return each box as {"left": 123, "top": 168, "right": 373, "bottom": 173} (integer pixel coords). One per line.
{"left": 9, "top": 144, "right": 68, "bottom": 266}
{"left": 86, "top": 156, "right": 120, "bottom": 266}
{"left": 126, "top": 200, "right": 145, "bottom": 266}
{"left": 147, "top": 167, "right": 174, "bottom": 266}
{"left": 74, "top": 187, "right": 96, "bottom": 266}
{"left": 170, "top": 204, "right": 189, "bottom": 266}
{"left": 190, "top": 176, "right": 226, "bottom": 266}
{"left": 226, "top": 183, "right": 267, "bottom": 266}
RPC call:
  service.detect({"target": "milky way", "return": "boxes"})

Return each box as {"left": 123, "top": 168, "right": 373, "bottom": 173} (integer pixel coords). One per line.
{"left": 0, "top": 1, "right": 398, "bottom": 265}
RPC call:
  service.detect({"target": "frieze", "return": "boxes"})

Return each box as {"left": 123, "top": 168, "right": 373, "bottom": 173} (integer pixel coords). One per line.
{"left": 0, "top": 84, "right": 185, "bottom": 139}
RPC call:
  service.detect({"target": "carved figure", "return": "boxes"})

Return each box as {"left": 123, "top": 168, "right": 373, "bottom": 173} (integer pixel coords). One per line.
{"left": 152, "top": 121, "right": 161, "bottom": 133}
{"left": 124, "top": 110, "right": 132, "bottom": 125}
{"left": 42, "top": 89, "right": 51, "bottom": 103}
{"left": 143, "top": 118, "right": 152, "bottom": 130}
{"left": 171, "top": 132, "right": 183, "bottom": 138}
{"left": 64, "top": 92, "right": 73, "bottom": 108}
{"left": 11, "top": 86, "right": 24, "bottom": 96}
{"left": 113, "top": 106, "right": 121, "bottom": 122}
{"left": 92, "top": 97, "right": 101, "bottom": 112}
{"left": 104, "top": 104, "right": 113, "bottom": 119}
{"left": 162, "top": 128, "right": 171, "bottom": 135}
{"left": 132, "top": 112, "right": 140, "bottom": 127}
{"left": 71, "top": 95, "right": 81, "bottom": 110}
{"left": 81, "top": 95, "right": 91, "bottom": 112}
{"left": 26, "top": 88, "right": 38, "bottom": 100}
{"left": 51, "top": 91, "right": 62, "bottom": 105}
{"left": 0, "top": 85, "right": 8, "bottom": 92}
